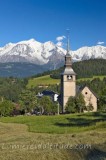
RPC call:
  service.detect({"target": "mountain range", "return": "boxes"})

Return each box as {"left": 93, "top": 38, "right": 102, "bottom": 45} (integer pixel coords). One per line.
{"left": 0, "top": 39, "right": 106, "bottom": 77}
{"left": 0, "top": 39, "right": 65, "bottom": 69}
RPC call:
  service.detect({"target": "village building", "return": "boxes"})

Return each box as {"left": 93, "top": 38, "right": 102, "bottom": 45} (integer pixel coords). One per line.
{"left": 37, "top": 90, "right": 59, "bottom": 102}
{"left": 60, "top": 35, "right": 98, "bottom": 113}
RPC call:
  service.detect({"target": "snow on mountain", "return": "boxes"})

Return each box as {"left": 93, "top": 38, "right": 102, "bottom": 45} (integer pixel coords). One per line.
{"left": 0, "top": 39, "right": 106, "bottom": 67}
{"left": 0, "top": 39, "right": 65, "bottom": 65}
{"left": 71, "top": 45, "right": 106, "bottom": 61}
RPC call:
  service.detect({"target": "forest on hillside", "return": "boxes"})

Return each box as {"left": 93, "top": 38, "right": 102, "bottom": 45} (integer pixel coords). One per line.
{"left": 31, "top": 59, "right": 106, "bottom": 79}
{"left": 51, "top": 59, "right": 106, "bottom": 79}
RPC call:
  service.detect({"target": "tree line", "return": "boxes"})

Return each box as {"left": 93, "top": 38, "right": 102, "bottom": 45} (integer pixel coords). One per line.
{"left": 29, "top": 59, "right": 106, "bottom": 79}
{"left": 50, "top": 59, "right": 106, "bottom": 79}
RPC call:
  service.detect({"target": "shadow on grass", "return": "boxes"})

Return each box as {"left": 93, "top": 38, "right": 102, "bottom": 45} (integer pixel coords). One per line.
{"left": 77, "top": 112, "right": 106, "bottom": 118}
{"left": 55, "top": 117, "right": 106, "bottom": 127}
{"left": 85, "top": 147, "right": 106, "bottom": 160}
{"left": 66, "top": 143, "right": 106, "bottom": 160}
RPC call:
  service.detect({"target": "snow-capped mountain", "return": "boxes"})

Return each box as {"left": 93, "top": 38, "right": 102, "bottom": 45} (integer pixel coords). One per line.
{"left": 0, "top": 39, "right": 65, "bottom": 66}
{"left": 71, "top": 45, "right": 106, "bottom": 61}
{"left": 0, "top": 39, "right": 106, "bottom": 68}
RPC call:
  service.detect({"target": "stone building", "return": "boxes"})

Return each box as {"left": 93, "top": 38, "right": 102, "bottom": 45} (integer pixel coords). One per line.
{"left": 77, "top": 85, "right": 98, "bottom": 112}
{"left": 60, "top": 36, "right": 98, "bottom": 113}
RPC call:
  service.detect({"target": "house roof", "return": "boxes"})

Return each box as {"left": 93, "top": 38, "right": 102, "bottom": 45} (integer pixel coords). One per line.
{"left": 36, "top": 90, "right": 58, "bottom": 98}
{"left": 42, "top": 90, "right": 58, "bottom": 96}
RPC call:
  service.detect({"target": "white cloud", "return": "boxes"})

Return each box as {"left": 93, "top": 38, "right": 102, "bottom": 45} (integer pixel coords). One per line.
{"left": 97, "top": 41, "right": 105, "bottom": 45}
{"left": 56, "top": 41, "right": 63, "bottom": 47}
{"left": 56, "top": 35, "right": 66, "bottom": 47}
{"left": 56, "top": 36, "right": 66, "bottom": 41}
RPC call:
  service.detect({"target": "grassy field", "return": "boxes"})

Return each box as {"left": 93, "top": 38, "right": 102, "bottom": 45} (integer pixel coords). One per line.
{"left": 0, "top": 112, "right": 106, "bottom": 160}
{"left": 0, "top": 112, "right": 106, "bottom": 134}
{"left": 27, "top": 75, "right": 60, "bottom": 88}
{"left": 77, "top": 75, "right": 106, "bottom": 81}
{"left": 27, "top": 75, "right": 106, "bottom": 88}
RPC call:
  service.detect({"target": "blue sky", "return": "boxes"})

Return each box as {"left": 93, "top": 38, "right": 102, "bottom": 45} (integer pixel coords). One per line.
{"left": 0, "top": 0, "right": 106, "bottom": 50}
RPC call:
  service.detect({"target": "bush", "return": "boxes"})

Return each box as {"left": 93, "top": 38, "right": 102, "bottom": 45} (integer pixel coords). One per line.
{"left": 66, "top": 93, "right": 85, "bottom": 113}
{"left": 66, "top": 97, "right": 76, "bottom": 113}
{"left": 0, "top": 100, "right": 14, "bottom": 116}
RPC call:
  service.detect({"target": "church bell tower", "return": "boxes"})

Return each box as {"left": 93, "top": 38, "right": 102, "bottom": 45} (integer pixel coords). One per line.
{"left": 61, "top": 33, "right": 76, "bottom": 113}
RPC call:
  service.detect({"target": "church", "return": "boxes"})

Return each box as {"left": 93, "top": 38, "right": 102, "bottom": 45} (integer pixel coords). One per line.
{"left": 60, "top": 36, "right": 98, "bottom": 113}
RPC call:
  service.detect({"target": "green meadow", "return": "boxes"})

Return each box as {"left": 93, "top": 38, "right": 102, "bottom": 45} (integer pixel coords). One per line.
{"left": 0, "top": 112, "right": 106, "bottom": 134}
{"left": 77, "top": 75, "right": 106, "bottom": 81}
{"left": 27, "top": 75, "right": 60, "bottom": 88}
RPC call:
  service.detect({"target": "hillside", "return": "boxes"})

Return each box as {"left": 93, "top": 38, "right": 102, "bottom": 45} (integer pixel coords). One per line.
{"left": 73, "top": 59, "right": 106, "bottom": 78}
{"left": 50, "top": 59, "right": 106, "bottom": 79}
{"left": 0, "top": 62, "right": 48, "bottom": 77}
{"left": 27, "top": 75, "right": 106, "bottom": 88}
{"left": 27, "top": 75, "right": 59, "bottom": 88}
{"left": 31, "top": 59, "right": 106, "bottom": 79}
{"left": 0, "top": 59, "right": 106, "bottom": 78}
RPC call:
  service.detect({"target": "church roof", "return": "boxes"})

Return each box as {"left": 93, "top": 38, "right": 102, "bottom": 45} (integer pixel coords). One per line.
{"left": 65, "top": 53, "right": 71, "bottom": 57}
{"left": 76, "top": 85, "right": 98, "bottom": 98}
{"left": 61, "top": 67, "right": 76, "bottom": 75}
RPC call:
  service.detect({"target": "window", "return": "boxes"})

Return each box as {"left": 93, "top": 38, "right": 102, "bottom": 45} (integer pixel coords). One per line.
{"left": 67, "top": 75, "right": 72, "bottom": 80}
